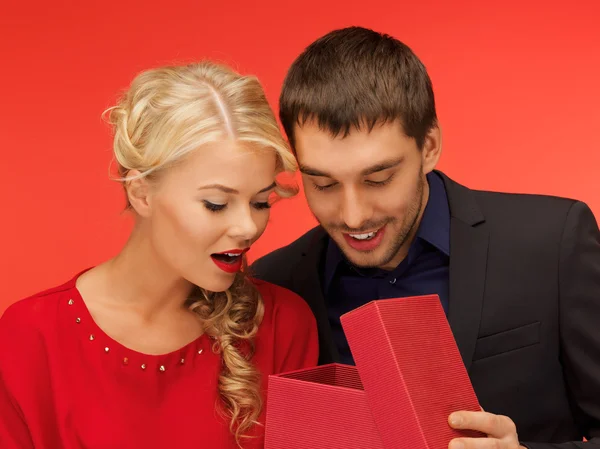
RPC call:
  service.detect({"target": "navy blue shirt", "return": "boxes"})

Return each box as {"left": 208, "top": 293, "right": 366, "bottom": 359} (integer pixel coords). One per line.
{"left": 323, "top": 172, "right": 451, "bottom": 365}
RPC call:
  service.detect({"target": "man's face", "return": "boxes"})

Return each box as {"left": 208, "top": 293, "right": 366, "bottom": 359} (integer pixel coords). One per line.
{"left": 295, "top": 120, "right": 441, "bottom": 270}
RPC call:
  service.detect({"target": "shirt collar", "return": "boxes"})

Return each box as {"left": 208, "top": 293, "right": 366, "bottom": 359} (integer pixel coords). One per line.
{"left": 416, "top": 171, "right": 450, "bottom": 255}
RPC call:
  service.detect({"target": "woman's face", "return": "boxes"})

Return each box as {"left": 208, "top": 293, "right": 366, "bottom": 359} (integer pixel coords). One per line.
{"left": 142, "top": 140, "right": 277, "bottom": 292}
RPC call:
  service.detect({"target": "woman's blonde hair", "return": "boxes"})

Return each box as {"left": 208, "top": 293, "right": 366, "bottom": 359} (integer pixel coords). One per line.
{"left": 105, "top": 61, "right": 297, "bottom": 446}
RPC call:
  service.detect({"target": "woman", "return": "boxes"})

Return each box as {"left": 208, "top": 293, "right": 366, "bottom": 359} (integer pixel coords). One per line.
{"left": 0, "top": 61, "right": 318, "bottom": 448}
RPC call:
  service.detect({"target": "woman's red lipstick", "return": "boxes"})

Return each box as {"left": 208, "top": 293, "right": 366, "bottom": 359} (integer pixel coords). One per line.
{"left": 210, "top": 248, "right": 248, "bottom": 273}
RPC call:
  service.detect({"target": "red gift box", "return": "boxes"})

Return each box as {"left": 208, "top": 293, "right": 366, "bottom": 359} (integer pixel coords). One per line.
{"left": 265, "top": 295, "right": 483, "bottom": 449}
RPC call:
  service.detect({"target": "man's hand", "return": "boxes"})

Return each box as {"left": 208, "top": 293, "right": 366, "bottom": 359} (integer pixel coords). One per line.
{"left": 448, "top": 410, "right": 526, "bottom": 449}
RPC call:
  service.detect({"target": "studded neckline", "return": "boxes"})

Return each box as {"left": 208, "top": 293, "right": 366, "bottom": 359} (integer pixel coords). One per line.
{"left": 65, "top": 281, "right": 210, "bottom": 373}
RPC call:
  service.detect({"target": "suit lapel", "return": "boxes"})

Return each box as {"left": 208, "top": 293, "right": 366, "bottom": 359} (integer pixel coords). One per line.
{"left": 440, "top": 172, "right": 489, "bottom": 372}
{"left": 292, "top": 228, "right": 340, "bottom": 364}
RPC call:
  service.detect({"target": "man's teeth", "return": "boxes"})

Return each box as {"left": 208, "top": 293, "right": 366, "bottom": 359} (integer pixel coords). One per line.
{"left": 349, "top": 231, "right": 377, "bottom": 240}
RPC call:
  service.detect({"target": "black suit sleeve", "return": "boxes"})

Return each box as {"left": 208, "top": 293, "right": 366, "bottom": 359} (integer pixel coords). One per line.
{"left": 523, "top": 201, "right": 600, "bottom": 449}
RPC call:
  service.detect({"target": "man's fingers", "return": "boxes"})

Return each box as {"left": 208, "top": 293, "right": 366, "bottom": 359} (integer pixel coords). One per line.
{"left": 450, "top": 437, "right": 503, "bottom": 449}
{"left": 449, "top": 411, "right": 516, "bottom": 439}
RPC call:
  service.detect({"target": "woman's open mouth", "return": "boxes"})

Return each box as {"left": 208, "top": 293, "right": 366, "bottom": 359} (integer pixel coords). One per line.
{"left": 210, "top": 249, "right": 248, "bottom": 273}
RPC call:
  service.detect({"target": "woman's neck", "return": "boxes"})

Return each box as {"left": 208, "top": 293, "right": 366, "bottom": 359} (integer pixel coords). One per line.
{"left": 93, "top": 228, "right": 194, "bottom": 321}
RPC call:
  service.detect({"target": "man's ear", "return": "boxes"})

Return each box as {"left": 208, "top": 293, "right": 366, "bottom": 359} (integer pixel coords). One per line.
{"left": 421, "top": 125, "right": 442, "bottom": 174}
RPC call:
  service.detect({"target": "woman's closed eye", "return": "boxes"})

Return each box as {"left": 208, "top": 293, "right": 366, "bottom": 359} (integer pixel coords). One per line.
{"left": 203, "top": 200, "right": 227, "bottom": 212}
{"left": 203, "top": 200, "right": 271, "bottom": 213}
{"left": 252, "top": 201, "right": 271, "bottom": 210}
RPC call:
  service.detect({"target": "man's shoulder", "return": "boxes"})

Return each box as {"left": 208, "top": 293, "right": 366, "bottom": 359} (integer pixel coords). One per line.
{"left": 250, "top": 226, "right": 325, "bottom": 285}
{"left": 442, "top": 172, "right": 583, "bottom": 223}
{"left": 473, "top": 189, "right": 582, "bottom": 223}
{"left": 468, "top": 187, "right": 596, "bottom": 248}
{"left": 439, "top": 171, "right": 596, "bottom": 246}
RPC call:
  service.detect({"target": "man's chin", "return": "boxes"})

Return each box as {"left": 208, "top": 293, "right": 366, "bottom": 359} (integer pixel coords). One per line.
{"left": 335, "top": 239, "right": 388, "bottom": 269}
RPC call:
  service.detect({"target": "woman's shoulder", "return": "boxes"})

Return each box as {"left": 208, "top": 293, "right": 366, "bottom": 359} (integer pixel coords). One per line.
{"left": 1, "top": 273, "right": 80, "bottom": 335}
{"left": 0, "top": 273, "right": 84, "bottom": 397}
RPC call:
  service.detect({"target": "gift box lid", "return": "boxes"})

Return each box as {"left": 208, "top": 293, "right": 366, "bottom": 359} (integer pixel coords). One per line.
{"left": 340, "top": 294, "right": 484, "bottom": 449}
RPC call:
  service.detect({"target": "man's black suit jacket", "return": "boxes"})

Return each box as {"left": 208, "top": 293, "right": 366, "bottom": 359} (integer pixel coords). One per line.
{"left": 251, "top": 171, "right": 600, "bottom": 449}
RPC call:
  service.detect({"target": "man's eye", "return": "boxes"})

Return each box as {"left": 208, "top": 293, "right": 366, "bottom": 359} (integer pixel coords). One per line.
{"left": 366, "top": 174, "right": 394, "bottom": 187}
{"left": 313, "top": 182, "right": 337, "bottom": 191}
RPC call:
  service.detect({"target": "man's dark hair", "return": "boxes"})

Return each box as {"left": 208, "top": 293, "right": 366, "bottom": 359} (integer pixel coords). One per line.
{"left": 279, "top": 26, "right": 437, "bottom": 150}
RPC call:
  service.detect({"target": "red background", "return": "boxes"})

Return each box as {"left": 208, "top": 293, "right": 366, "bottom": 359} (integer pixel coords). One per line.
{"left": 1, "top": 0, "right": 599, "bottom": 313}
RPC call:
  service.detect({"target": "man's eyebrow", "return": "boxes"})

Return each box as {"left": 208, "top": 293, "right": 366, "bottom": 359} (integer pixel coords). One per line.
{"left": 361, "top": 157, "right": 404, "bottom": 176}
{"left": 299, "top": 157, "right": 404, "bottom": 178}
{"left": 299, "top": 165, "right": 331, "bottom": 177}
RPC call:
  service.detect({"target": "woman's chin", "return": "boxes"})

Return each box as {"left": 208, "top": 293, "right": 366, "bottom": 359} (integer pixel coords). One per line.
{"left": 193, "top": 274, "right": 236, "bottom": 293}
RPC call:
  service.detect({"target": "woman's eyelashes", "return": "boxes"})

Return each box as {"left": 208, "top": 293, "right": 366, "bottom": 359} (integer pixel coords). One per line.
{"left": 202, "top": 200, "right": 271, "bottom": 213}
{"left": 252, "top": 201, "right": 271, "bottom": 210}
{"left": 203, "top": 200, "right": 227, "bottom": 212}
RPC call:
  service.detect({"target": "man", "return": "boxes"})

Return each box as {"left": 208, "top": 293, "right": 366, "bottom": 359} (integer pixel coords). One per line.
{"left": 251, "top": 26, "right": 600, "bottom": 449}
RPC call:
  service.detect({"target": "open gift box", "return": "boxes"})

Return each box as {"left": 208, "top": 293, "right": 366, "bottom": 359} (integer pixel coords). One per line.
{"left": 264, "top": 294, "right": 484, "bottom": 449}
